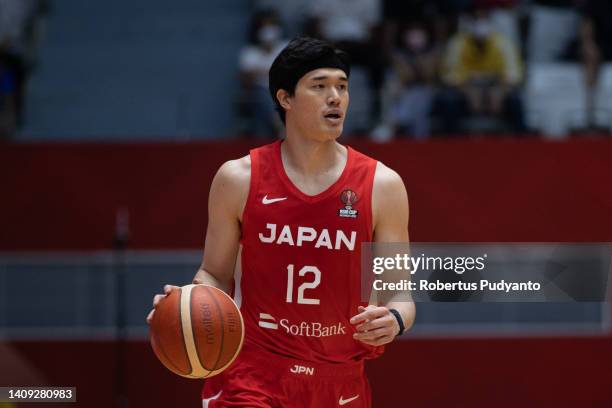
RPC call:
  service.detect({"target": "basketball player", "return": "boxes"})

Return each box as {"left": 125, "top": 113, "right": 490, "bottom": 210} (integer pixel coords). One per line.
{"left": 147, "top": 37, "right": 415, "bottom": 407}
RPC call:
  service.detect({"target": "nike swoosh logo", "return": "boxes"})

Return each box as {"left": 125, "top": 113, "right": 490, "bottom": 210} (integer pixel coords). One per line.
{"left": 262, "top": 195, "right": 287, "bottom": 205}
{"left": 339, "top": 394, "right": 359, "bottom": 405}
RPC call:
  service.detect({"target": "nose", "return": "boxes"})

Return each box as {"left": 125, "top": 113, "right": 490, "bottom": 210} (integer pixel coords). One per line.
{"left": 327, "top": 88, "right": 340, "bottom": 106}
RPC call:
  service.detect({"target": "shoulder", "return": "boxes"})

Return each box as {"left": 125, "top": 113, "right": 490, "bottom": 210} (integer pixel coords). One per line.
{"left": 372, "top": 162, "right": 409, "bottom": 227}
{"left": 345, "top": 147, "right": 404, "bottom": 193}
{"left": 373, "top": 162, "right": 406, "bottom": 195}
{"left": 210, "top": 155, "right": 251, "bottom": 217}
{"left": 216, "top": 155, "right": 251, "bottom": 186}
{"left": 215, "top": 140, "right": 277, "bottom": 187}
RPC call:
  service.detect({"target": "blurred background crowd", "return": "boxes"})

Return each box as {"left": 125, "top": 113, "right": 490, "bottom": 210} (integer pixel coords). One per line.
{"left": 0, "top": 0, "right": 48, "bottom": 140}
{"left": 239, "top": 0, "right": 612, "bottom": 140}
{"left": 1, "top": 0, "right": 611, "bottom": 141}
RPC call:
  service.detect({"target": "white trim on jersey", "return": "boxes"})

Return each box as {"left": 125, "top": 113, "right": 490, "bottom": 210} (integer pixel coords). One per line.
{"left": 202, "top": 391, "right": 222, "bottom": 407}
{"left": 234, "top": 245, "right": 243, "bottom": 308}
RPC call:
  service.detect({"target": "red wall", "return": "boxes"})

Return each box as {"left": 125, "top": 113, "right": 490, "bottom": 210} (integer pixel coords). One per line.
{"left": 2, "top": 139, "right": 612, "bottom": 251}
{"left": 2, "top": 139, "right": 612, "bottom": 407}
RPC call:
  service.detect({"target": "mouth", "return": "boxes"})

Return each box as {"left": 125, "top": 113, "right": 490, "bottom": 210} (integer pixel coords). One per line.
{"left": 323, "top": 111, "right": 343, "bottom": 124}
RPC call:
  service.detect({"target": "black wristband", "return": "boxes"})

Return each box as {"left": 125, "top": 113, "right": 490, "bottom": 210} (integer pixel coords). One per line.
{"left": 389, "top": 308, "right": 405, "bottom": 336}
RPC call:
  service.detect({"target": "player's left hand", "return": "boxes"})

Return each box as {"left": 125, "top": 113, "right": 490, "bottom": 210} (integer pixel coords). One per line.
{"left": 350, "top": 305, "right": 399, "bottom": 346}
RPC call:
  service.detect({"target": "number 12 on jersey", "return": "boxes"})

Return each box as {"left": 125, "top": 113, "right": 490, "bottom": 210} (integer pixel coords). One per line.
{"left": 286, "top": 264, "right": 321, "bottom": 305}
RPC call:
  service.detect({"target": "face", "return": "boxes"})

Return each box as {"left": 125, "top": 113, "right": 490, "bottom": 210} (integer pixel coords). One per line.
{"left": 258, "top": 21, "right": 281, "bottom": 47}
{"left": 403, "top": 27, "right": 428, "bottom": 52}
{"left": 277, "top": 68, "right": 349, "bottom": 141}
{"left": 468, "top": 11, "right": 493, "bottom": 40}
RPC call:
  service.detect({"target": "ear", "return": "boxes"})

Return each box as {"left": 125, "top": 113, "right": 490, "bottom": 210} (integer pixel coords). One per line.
{"left": 276, "top": 89, "right": 292, "bottom": 112}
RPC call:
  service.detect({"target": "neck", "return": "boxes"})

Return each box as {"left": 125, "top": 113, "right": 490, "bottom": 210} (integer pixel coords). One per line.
{"left": 281, "top": 135, "right": 344, "bottom": 176}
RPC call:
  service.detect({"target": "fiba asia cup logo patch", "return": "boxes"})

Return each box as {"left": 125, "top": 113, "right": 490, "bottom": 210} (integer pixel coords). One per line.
{"left": 339, "top": 189, "right": 358, "bottom": 218}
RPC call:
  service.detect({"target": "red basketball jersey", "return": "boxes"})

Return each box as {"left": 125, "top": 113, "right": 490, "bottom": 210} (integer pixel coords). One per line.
{"left": 236, "top": 140, "right": 382, "bottom": 364}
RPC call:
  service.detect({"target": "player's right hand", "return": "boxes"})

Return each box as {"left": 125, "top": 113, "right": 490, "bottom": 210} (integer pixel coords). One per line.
{"left": 146, "top": 284, "right": 179, "bottom": 325}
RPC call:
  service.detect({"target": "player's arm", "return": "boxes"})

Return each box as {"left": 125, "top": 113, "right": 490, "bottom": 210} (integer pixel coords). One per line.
{"left": 351, "top": 162, "right": 416, "bottom": 346}
{"left": 147, "top": 157, "right": 249, "bottom": 324}
{"left": 192, "top": 157, "right": 250, "bottom": 292}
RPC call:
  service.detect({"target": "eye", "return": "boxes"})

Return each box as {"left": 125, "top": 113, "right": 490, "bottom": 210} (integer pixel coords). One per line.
{"left": 312, "top": 84, "right": 325, "bottom": 89}
{"left": 337, "top": 84, "right": 347, "bottom": 91}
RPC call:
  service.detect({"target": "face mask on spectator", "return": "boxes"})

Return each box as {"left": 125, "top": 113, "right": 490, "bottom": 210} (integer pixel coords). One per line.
{"left": 258, "top": 25, "right": 281, "bottom": 46}
{"left": 469, "top": 19, "right": 493, "bottom": 39}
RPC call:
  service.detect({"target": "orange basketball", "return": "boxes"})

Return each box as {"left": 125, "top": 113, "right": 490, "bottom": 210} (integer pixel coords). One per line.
{"left": 150, "top": 284, "right": 244, "bottom": 378}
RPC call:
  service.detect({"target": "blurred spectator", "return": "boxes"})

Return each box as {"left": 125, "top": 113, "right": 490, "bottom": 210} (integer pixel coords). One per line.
{"left": 527, "top": 0, "right": 580, "bottom": 62}
{"left": 382, "top": 0, "right": 457, "bottom": 52}
{"left": 306, "top": 0, "right": 386, "bottom": 122}
{"left": 238, "top": 9, "right": 287, "bottom": 138}
{"left": 438, "top": 6, "right": 526, "bottom": 134}
{"left": 253, "top": 0, "right": 310, "bottom": 38}
{"left": 0, "top": 38, "right": 25, "bottom": 130}
{"left": 578, "top": 0, "right": 612, "bottom": 129}
{"left": 0, "top": 0, "right": 43, "bottom": 129}
{"left": 473, "top": 0, "right": 521, "bottom": 48}
{"left": 578, "top": 0, "right": 612, "bottom": 89}
{"left": 0, "top": 58, "right": 16, "bottom": 139}
{"left": 0, "top": 0, "right": 36, "bottom": 52}
{"left": 373, "top": 22, "right": 441, "bottom": 141}
{"left": 308, "top": 0, "right": 381, "bottom": 44}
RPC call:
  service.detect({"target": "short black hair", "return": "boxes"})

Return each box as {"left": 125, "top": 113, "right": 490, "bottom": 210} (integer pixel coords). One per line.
{"left": 268, "top": 37, "right": 350, "bottom": 124}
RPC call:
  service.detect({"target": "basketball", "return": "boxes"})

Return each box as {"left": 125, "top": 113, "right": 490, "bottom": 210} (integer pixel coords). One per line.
{"left": 149, "top": 284, "right": 244, "bottom": 378}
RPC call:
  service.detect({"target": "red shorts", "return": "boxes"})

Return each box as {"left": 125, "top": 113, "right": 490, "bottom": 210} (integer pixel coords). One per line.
{"left": 202, "top": 343, "right": 371, "bottom": 408}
